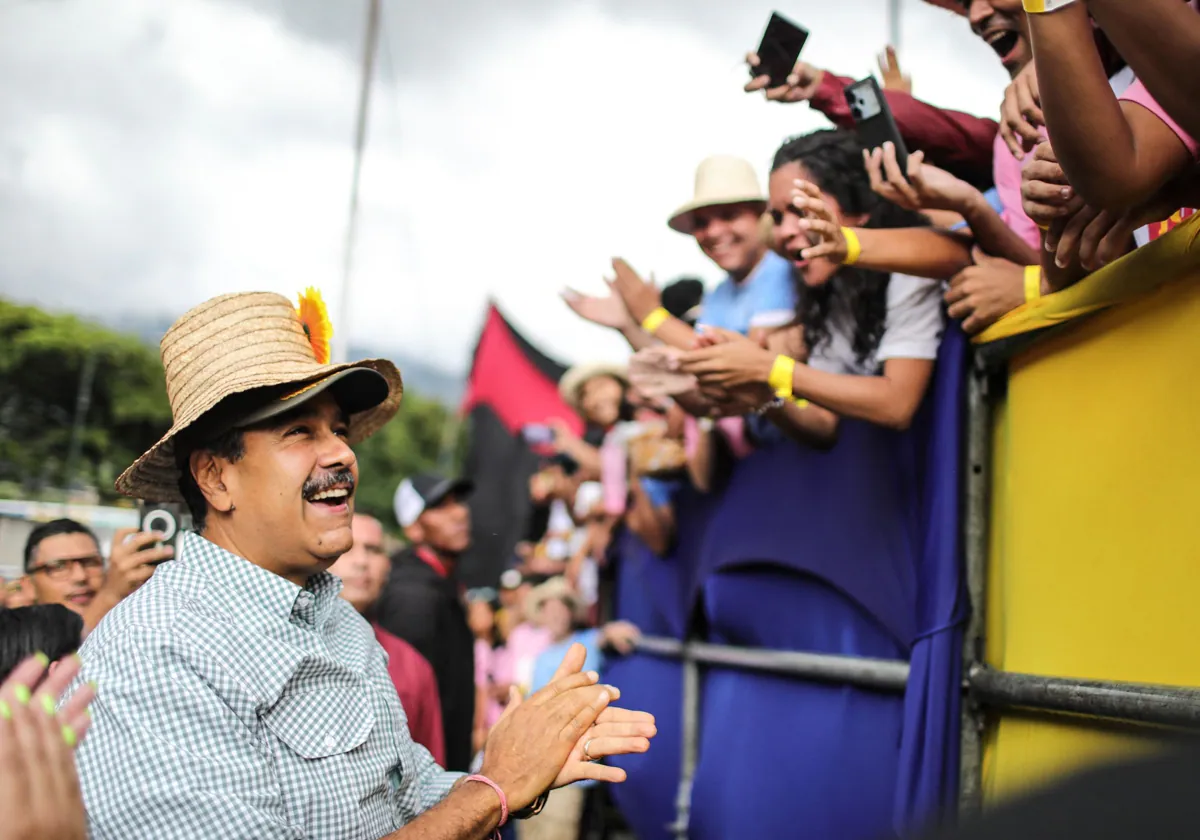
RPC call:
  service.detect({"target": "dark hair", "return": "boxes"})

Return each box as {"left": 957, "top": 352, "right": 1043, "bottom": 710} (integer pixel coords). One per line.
{"left": 770, "top": 129, "right": 930, "bottom": 367}
{"left": 24, "top": 519, "right": 98, "bottom": 572}
{"left": 661, "top": 277, "right": 705, "bottom": 326}
{"left": 0, "top": 605, "right": 84, "bottom": 682}
{"left": 175, "top": 426, "right": 246, "bottom": 531}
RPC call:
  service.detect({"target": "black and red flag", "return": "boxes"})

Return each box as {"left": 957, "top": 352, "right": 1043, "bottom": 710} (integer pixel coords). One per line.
{"left": 457, "top": 302, "right": 582, "bottom": 587}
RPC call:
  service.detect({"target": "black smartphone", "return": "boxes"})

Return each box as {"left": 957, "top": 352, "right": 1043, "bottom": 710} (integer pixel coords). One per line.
{"left": 752, "top": 12, "right": 809, "bottom": 88}
{"left": 844, "top": 77, "right": 910, "bottom": 173}
{"left": 136, "top": 500, "right": 188, "bottom": 563}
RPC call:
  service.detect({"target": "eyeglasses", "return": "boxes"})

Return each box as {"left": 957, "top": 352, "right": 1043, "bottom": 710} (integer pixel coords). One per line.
{"left": 27, "top": 555, "right": 105, "bottom": 581}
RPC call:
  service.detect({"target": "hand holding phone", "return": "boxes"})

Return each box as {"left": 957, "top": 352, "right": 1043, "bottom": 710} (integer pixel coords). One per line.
{"left": 749, "top": 12, "right": 810, "bottom": 89}
{"left": 844, "top": 77, "right": 910, "bottom": 173}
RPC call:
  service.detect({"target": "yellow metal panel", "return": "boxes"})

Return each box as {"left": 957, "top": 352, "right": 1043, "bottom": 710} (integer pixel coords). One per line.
{"left": 975, "top": 213, "right": 1200, "bottom": 343}
{"left": 981, "top": 255, "right": 1200, "bottom": 800}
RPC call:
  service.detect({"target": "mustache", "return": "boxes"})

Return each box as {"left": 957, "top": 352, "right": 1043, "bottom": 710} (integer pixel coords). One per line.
{"left": 302, "top": 469, "right": 356, "bottom": 498}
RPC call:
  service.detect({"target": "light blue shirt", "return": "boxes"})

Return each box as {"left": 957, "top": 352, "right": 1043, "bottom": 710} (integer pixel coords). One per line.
{"left": 696, "top": 250, "right": 796, "bottom": 334}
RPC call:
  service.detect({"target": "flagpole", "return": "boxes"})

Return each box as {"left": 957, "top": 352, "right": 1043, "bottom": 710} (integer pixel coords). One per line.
{"left": 334, "top": 0, "right": 382, "bottom": 364}
{"left": 888, "top": 0, "right": 902, "bottom": 48}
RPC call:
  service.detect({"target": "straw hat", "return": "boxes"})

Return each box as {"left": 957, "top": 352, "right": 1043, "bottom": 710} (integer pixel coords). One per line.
{"left": 559, "top": 362, "right": 629, "bottom": 412}
{"left": 116, "top": 290, "right": 403, "bottom": 502}
{"left": 922, "top": 0, "right": 966, "bottom": 14}
{"left": 667, "top": 155, "right": 768, "bottom": 234}
{"left": 526, "top": 576, "right": 583, "bottom": 623}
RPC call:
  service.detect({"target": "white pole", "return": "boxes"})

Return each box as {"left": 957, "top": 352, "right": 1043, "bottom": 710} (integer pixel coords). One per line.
{"left": 889, "top": 0, "right": 902, "bottom": 48}
{"left": 334, "top": 0, "right": 382, "bottom": 364}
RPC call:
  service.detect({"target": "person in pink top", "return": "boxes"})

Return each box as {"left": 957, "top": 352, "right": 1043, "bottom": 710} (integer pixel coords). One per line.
{"left": 466, "top": 589, "right": 506, "bottom": 755}
{"left": 327, "top": 513, "right": 446, "bottom": 766}
{"left": 1084, "top": 0, "right": 1200, "bottom": 148}
{"left": 1018, "top": 0, "right": 1199, "bottom": 279}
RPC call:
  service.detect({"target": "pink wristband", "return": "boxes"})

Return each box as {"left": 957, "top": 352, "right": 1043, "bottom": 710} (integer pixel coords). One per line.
{"left": 464, "top": 774, "right": 508, "bottom": 827}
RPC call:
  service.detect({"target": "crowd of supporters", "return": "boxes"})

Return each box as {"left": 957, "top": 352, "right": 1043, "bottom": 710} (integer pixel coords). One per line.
{"left": 2, "top": 0, "right": 1199, "bottom": 837}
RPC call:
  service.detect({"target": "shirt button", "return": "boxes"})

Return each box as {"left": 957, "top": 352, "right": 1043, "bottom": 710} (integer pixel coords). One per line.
{"left": 324, "top": 735, "right": 337, "bottom": 749}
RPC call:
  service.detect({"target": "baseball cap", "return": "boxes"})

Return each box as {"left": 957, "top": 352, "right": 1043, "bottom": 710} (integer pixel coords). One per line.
{"left": 393, "top": 474, "right": 474, "bottom": 528}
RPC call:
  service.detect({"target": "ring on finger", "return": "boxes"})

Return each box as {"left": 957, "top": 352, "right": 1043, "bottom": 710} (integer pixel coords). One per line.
{"left": 583, "top": 738, "right": 598, "bottom": 761}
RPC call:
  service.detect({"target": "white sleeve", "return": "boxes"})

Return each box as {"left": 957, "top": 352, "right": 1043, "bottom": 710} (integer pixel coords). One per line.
{"left": 875, "top": 274, "right": 945, "bottom": 363}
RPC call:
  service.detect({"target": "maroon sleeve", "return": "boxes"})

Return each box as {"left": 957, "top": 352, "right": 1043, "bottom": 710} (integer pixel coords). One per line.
{"left": 377, "top": 626, "right": 449, "bottom": 767}
{"left": 808, "top": 70, "right": 999, "bottom": 189}
{"left": 403, "top": 646, "right": 447, "bottom": 767}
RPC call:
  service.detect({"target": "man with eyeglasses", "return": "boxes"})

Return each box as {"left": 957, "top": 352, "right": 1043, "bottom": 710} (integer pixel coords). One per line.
{"left": 21, "top": 518, "right": 172, "bottom": 633}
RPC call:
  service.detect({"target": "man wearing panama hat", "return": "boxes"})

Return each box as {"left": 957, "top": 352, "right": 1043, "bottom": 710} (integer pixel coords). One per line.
{"left": 69, "top": 290, "right": 656, "bottom": 839}
{"left": 564, "top": 155, "right": 796, "bottom": 354}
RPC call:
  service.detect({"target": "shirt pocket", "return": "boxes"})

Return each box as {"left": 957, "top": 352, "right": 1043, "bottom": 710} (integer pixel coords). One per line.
{"left": 263, "top": 687, "right": 375, "bottom": 759}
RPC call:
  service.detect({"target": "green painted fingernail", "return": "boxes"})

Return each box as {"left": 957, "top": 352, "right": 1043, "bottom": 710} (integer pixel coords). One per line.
{"left": 14, "top": 685, "right": 30, "bottom": 705}
{"left": 0, "top": 700, "right": 10, "bottom": 720}
{"left": 33, "top": 651, "right": 50, "bottom": 668}
{"left": 40, "top": 695, "right": 55, "bottom": 716}
{"left": 62, "top": 725, "right": 77, "bottom": 748}
{"left": 87, "top": 681, "right": 98, "bottom": 691}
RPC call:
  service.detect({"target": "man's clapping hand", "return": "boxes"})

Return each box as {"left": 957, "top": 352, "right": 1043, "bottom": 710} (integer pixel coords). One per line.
{"left": 479, "top": 643, "right": 655, "bottom": 810}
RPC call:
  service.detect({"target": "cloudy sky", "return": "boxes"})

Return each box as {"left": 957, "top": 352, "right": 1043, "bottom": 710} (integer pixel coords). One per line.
{"left": 0, "top": 0, "right": 1008, "bottom": 376}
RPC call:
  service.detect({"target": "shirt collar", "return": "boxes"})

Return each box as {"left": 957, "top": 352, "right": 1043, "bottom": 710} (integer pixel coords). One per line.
{"left": 178, "top": 532, "right": 344, "bottom": 629}
{"left": 727, "top": 249, "right": 778, "bottom": 292}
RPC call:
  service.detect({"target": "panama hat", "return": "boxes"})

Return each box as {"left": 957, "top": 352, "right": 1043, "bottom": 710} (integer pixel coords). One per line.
{"left": 526, "top": 576, "right": 584, "bottom": 623}
{"left": 667, "top": 155, "right": 768, "bottom": 234}
{"left": 558, "top": 362, "right": 629, "bottom": 411}
{"left": 116, "top": 289, "right": 403, "bottom": 502}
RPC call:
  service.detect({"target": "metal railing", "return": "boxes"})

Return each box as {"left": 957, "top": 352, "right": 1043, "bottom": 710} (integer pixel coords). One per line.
{"left": 626, "top": 358, "right": 1200, "bottom": 839}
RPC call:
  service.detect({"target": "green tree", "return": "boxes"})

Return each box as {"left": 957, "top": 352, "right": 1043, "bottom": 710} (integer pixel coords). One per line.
{"left": 352, "top": 394, "right": 460, "bottom": 529}
{"left": 0, "top": 299, "right": 456, "bottom": 513}
{"left": 0, "top": 300, "right": 172, "bottom": 501}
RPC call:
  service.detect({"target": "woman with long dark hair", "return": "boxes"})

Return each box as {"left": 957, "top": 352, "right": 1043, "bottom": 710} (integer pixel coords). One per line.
{"left": 681, "top": 129, "right": 950, "bottom": 445}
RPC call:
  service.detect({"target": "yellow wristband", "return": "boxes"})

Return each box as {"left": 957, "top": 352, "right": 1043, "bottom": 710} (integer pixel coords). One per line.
{"left": 1022, "top": 0, "right": 1077, "bottom": 12}
{"left": 790, "top": 397, "right": 809, "bottom": 410}
{"left": 768, "top": 355, "right": 796, "bottom": 399}
{"left": 1024, "top": 265, "right": 1042, "bottom": 302}
{"left": 841, "top": 228, "right": 862, "bottom": 266}
{"left": 640, "top": 307, "right": 670, "bottom": 334}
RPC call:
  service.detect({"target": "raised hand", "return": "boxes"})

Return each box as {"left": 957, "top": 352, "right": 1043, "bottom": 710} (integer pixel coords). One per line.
{"left": 1021, "top": 140, "right": 1081, "bottom": 236}
{"left": 944, "top": 248, "right": 1026, "bottom": 334}
{"left": 0, "top": 655, "right": 96, "bottom": 840}
{"left": 608, "top": 258, "right": 661, "bottom": 324}
{"left": 877, "top": 46, "right": 912, "bottom": 94}
{"left": 790, "top": 180, "right": 849, "bottom": 263}
{"left": 864, "top": 145, "right": 975, "bottom": 214}
{"left": 744, "top": 54, "right": 825, "bottom": 103}
{"left": 999, "top": 62, "right": 1044, "bottom": 160}
{"left": 561, "top": 287, "right": 634, "bottom": 331}
{"left": 479, "top": 644, "right": 656, "bottom": 807}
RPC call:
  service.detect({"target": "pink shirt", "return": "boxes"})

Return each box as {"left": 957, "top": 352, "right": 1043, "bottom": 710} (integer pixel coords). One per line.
{"left": 494, "top": 623, "right": 552, "bottom": 695}
{"left": 474, "top": 638, "right": 505, "bottom": 730}
{"left": 993, "top": 132, "right": 1043, "bottom": 253}
{"left": 1120, "top": 81, "right": 1199, "bottom": 157}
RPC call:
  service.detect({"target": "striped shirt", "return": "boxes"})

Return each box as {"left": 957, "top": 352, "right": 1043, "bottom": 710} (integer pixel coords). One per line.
{"left": 72, "top": 531, "right": 461, "bottom": 839}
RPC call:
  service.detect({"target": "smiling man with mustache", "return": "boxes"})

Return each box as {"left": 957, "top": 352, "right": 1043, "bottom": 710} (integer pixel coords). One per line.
{"left": 69, "top": 291, "right": 657, "bottom": 840}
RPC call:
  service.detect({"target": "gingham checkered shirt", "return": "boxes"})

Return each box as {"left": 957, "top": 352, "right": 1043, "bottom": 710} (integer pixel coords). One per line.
{"left": 72, "top": 532, "right": 461, "bottom": 839}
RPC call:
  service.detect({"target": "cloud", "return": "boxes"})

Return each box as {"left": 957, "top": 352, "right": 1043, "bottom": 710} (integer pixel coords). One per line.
{"left": 0, "top": 0, "right": 1008, "bottom": 380}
